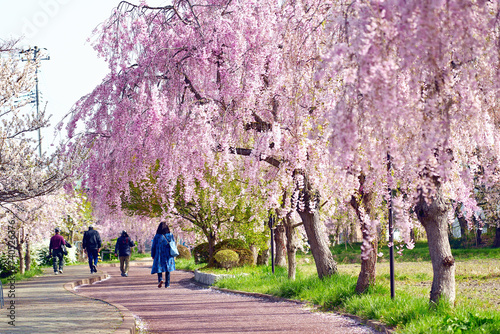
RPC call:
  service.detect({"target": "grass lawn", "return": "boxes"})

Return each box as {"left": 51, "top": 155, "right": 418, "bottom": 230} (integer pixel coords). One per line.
{"left": 177, "top": 242, "right": 500, "bottom": 333}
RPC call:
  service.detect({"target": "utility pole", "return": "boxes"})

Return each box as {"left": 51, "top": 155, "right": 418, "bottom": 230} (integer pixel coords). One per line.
{"left": 21, "top": 46, "right": 50, "bottom": 157}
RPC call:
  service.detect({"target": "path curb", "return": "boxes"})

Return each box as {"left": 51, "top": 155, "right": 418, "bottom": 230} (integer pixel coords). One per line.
{"left": 63, "top": 270, "right": 137, "bottom": 334}
{"left": 191, "top": 274, "right": 394, "bottom": 334}
{"left": 193, "top": 269, "right": 236, "bottom": 285}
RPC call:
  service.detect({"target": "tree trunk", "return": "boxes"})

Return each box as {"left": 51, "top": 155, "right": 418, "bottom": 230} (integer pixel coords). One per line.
{"left": 257, "top": 248, "right": 269, "bottom": 265}
{"left": 475, "top": 220, "right": 482, "bottom": 246}
{"left": 355, "top": 223, "right": 378, "bottom": 293}
{"left": 284, "top": 213, "right": 298, "bottom": 280}
{"left": 493, "top": 225, "right": 500, "bottom": 248}
{"left": 25, "top": 239, "right": 31, "bottom": 272}
{"left": 15, "top": 235, "right": 24, "bottom": 275}
{"left": 207, "top": 231, "right": 217, "bottom": 266}
{"left": 349, "top": 221, "right": 357, "bottom": 243}
{"left": 298, "top": 209, "right": 337, "bottom": 278}
{"left": 249, "top": 244, "right": 259, "bottom": 265}
{"left": 415, "top": 189, "right": 455, "bottom": 305}
{"left": 274, "top": 224, "right": 287, "bottom": 267}
{"left": 350, "top": 175, "right": 378, "bottom": 294}
{"left": 457, "top": 208, "right": 468, "bottom": 247}
{"left": 294, "top": 170, "right": 337, "bottom": 279}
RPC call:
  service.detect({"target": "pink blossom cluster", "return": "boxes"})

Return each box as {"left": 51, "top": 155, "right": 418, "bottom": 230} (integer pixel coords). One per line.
{"left": 65, "top": 0, "right": 500, "bottom": 254}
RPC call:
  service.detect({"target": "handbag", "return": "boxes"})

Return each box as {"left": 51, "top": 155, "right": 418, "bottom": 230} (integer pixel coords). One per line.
{"left": 164, "top": 235, "right": 179, "bottom": 257}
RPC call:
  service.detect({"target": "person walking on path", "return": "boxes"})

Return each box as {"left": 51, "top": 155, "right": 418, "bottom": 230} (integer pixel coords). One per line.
{"left": 151, "top": 222, "right": 176, "bottom": 288}
{"left": 114, "top": 230, "right": 135, "bottom": 277}
{"left": 49, "top": 227, "right": 70, "bottom": 275}
{"left": 83, "top": 224, "right": 102, "bottom": 274}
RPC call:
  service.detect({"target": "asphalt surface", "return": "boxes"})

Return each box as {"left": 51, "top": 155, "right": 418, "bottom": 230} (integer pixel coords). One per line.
{"left": 0, "top": 264, "right": 121, "bottom": 334}
{"left": 76, "top": 264, "right": 381, "bottom": 334}
{"left": 0, "top": 261, "right": 384, "bottom": 333}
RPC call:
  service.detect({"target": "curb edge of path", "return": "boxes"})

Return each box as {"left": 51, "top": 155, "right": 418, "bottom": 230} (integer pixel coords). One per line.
{"left": 191, "top": 276, "right": 395, "bottom": 334}
{"left": 63, "top": 272, "right": 136, "bottom": 334}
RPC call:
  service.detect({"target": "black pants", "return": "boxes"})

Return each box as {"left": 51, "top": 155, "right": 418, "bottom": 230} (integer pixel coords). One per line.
{"left": 52, "top": 249, "right": 64, "bottom": 272}
{"left": 157, "top": 272, "right": 171, "bottom": 286}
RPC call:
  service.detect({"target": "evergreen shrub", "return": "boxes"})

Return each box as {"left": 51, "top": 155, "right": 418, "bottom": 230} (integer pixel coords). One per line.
{"left": 214, "top": 238, "right": 253, "bottom": 267}
{"left": 193, "top": 242, "right": 209, "bottom": 264}
{"left": 214, "top": 250, "right": 239, "bottom": 271}
{"left": 214, "top": 238, "right": 249, "bottom": 252}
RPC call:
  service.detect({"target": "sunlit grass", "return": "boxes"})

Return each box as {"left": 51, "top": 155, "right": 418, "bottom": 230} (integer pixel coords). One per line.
{"left": 210, "top": 262, "right": 500, "bottom": 333}
{"left": 1, "top": 266, "right": 43, "bottom": 284}
{"left": 175, "top": 243, "right": 500, "bottom": 333}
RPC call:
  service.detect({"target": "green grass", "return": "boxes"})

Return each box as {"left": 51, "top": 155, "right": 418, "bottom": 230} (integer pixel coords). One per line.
{"left": 1, "top": 267, "right": 44, "bottom": 285}
{"left": 330, "top": 241, "right": 500, "bottom": 263}
{"left": 210, "top": 264, "right": 500, "bottom": 333}
{"left": 175, "top": 257, "right": 205, "bottom": 271}
{"left": 182, "top": 242, "right": 500, "bottom": 333}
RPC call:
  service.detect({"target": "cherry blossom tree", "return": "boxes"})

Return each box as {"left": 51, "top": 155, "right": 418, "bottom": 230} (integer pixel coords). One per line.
{"left": 120, "top": 162, "right": 269, "bottom": 263}
{"left": 67, "top": 0, "right": 348, "bottom": 279}
{"left": 319, "top": 0, "right": 500, "bottom": 304}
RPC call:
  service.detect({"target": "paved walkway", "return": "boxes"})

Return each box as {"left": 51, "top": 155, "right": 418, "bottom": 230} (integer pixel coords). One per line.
{"left": 77, "top": 264, "right": 381, "bottom": 334}
{"left": 1, "top": 261, "right": 385, "bottom": 334}
{"left": 0, "top": 264, "right": 122, "bottom": 334}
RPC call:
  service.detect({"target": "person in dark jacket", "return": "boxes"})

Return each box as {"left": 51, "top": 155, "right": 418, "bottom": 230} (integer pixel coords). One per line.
{"left": 49, "top": 228, "right": 69, "bottom": 275}
{"left": 82, "top": 225, "right": 102, "bottom": 274}
{"left": 114, "top": 230, "right": 135, "bottom": 277}
{"left": 151, "top": 222, "right": 176, "bottom": 288}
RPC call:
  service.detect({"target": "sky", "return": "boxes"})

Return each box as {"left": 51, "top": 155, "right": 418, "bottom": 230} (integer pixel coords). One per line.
{"left": 0, "top": 0, "right": 168, "bottom": 153}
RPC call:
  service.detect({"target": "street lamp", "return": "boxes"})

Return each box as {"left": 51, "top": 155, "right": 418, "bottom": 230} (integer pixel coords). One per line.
{"left": 268, "top": 214, "right": 276, "bottom": 274}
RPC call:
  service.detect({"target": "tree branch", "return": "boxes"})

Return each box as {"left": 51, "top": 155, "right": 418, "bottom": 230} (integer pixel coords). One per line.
{"left": 229, "top": 147, "right": 281, "bottom": 168}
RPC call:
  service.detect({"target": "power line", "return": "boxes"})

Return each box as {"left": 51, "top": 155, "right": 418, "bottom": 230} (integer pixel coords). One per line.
{"left": 21, "top": 46, "right": 50, "bottom": 157}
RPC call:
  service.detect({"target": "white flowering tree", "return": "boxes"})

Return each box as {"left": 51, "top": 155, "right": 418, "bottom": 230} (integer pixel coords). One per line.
{"left": 0, "top": 39, "right": 75, "bottom": 205}
{"left": 0, "top": 188, "right": 91, "bottom": 273}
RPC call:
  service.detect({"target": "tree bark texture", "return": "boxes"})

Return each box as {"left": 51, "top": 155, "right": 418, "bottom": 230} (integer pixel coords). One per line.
{"left": 249, "top": 244, "right": 259, "bottom": 265}
{"left": 257, "top": 248, "right": 269, "bottom": 265}
{"left": 475, "top": 221, "right": 482, "bottom": 246}
{"left": 355, "top": 224, "right": 378, "bottom": 294}
{"left": 70, "top": 230, "right": 75, "bottom": 244}
{"left": 25, "top": 239, "right": 31, "bottom": 272}
{"left": 350, "top": 174, "right": 378, "bottom": 294}
{"left": 294, "top": 170, "right": 337, "bottom": 279}
{"left": 456, "top": 207, "right": 468, "bottom": 247}
{"left": 298, "top": 209, "right": 338, "bottom": 278}
{"left": 284, "top": 213, "right": 298, "bottom": 280}
{"left": 415, "top": 189, "right": 456, "bottom": 305}
{"left": 274, "top": 224, "right": 287, "bottom": 267}
{"left": 207, "top": 231, "right": 217, "bottom": 267}
{"left": 493, "top": 226, "right": 500, "bottom": 248}
{"left": 15, "top": 235, "right": 24, "bottom": 275}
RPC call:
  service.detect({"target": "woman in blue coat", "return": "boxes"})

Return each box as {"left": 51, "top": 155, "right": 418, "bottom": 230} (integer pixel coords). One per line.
{"left": 151, "top": 221, "right": 176, "bottom": 288}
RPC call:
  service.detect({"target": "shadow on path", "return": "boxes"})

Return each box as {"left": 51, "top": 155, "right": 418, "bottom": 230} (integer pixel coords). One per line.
{"left": 76, "top": 265, "right": 380, "bottom": 334}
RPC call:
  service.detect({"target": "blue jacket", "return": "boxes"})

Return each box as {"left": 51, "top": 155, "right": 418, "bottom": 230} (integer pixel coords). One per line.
{"left": 150, "top": 233, "right": 176, "bottom": 274}
{"left": 114, "top": 235, "right": 135, "bottom": 257}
